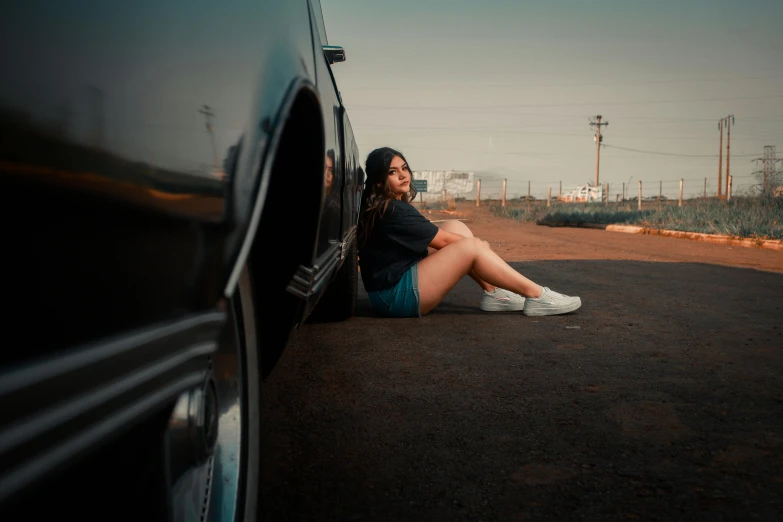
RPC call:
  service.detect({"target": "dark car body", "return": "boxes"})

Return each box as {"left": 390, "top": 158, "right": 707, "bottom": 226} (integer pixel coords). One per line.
{"left": 0, "top": 1, "right": 361, "bottom": 518}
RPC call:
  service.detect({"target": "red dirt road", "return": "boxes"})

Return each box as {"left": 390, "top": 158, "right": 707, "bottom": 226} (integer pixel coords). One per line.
{"left": 429, "top": 202, "right": 783, "bottom": 273}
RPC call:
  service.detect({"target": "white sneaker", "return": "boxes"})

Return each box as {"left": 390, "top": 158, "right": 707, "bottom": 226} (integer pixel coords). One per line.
{"left": 480, "top": 288, "right": 526, "bottom": 312}
{"left": 522, "top": 287, "right": 581, "bottom": 316}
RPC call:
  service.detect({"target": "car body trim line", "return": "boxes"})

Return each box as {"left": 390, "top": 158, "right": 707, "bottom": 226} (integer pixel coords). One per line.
{"left": 0, "top": 374, "right": 203, "bottom": 502}
{"left": 286, "top": 243, "right": 341, "bottom": 299}
{"left": 0, "top": 341, "right": 216, "bottom": 455}
{"left": 0, "top": 312, "right": 224, "bottom": 395}
{"left": 0, "top": 311, "right": 226, "bottom": 502}
{"left": 340, "top": 225, "right": 357, "bottom": 261}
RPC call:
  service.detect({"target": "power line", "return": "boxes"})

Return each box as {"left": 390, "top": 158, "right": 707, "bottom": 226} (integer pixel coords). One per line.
{"left": 603, "top": 144, "right": 759, "bottom": 158}
{"left": 392, "top": 145, "right": 575, "bottom": 156}
{"left": 358, "top": 140, "right": 769, "bottom": 159}
{"left": 342, "top": 74, "right": 783, "bottom": 92}
{"left": 358, "top": 128, "right": 588, "bottom": 137}
{"left": 349, "top": 94, "right": 783, "bottom": 111}
{"left": 347, "top": 104, "right": 783, "bottom": 123}
{"left": 604, "top": 145, "right": 713, "bottom": 157}
{"left": 357, "top": 125, "right": 774, "bottom": 141}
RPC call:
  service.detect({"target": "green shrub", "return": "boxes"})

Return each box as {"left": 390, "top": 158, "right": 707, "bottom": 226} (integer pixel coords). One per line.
{"left": 490, "top": 197, "right": 783, "bottom": 240}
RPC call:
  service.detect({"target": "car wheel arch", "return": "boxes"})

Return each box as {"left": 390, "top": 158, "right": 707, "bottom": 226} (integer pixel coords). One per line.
{"left": 228, "top": 78, "right": 328, "bottom": 377}
{"left": 224, "top": 78, "right": 324, "bottom": 295}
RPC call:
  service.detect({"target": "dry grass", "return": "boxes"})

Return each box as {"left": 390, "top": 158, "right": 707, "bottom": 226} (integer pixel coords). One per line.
{"left": 491, "top": 196, "right": 783, "bottom": 240}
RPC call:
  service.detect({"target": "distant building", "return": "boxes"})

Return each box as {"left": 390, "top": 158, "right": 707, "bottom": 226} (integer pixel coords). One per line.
{"left": 557, "top": 183, "right": 603, "bottom": 203}
{"left": 413, "top": 170, "right": 475, "bottom": 202}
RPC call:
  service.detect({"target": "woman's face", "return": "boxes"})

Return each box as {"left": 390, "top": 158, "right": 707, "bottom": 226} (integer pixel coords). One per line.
{"left": 324, "top": 153, "right": 334, "bottom": 193}
{"left": 385, "top": 155, "right": 410, "bottom": 199}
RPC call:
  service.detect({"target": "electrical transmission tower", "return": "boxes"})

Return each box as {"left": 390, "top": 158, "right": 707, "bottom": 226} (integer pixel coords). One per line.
{"left": 589, "top": 115, "right": 608, "bottom": 186}
{"left": 752, "top": 145, "right": 783, "bottom": 195}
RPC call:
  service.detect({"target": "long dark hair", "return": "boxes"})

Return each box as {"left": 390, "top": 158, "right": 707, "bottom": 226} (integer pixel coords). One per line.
{"left": 358, "top": 147, "right": 418, "bottom": 246}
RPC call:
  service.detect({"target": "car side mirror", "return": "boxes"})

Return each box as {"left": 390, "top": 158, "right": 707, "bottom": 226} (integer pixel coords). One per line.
{"left": 323, "top": 45, "right": 346, "bottom": 64}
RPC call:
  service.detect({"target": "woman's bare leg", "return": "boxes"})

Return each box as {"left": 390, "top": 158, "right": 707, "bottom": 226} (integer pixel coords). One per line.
{"left": 418, "top": 237, "right": 543, "bottom": 314}
{"left": 429, "top": 220, "right": 494, "bottom": 292}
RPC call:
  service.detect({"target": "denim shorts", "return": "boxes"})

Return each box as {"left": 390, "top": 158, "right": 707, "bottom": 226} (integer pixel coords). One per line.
{"left": 367, "top": 264, "right": 421, "bottom": 318}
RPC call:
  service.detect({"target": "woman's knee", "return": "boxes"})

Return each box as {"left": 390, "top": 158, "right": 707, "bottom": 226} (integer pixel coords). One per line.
{"left": 456, "top": 236, "right": 488, "bottom": 256}
{"left": 438, "top": 219, "right": 473, "bottom": 237}
{"left": 469, "top": 236, "right": 490, "bottom": 249}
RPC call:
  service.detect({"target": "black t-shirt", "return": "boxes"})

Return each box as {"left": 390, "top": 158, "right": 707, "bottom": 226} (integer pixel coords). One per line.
{"left": 359, "top": 200, "right": 439, "bottom": 291}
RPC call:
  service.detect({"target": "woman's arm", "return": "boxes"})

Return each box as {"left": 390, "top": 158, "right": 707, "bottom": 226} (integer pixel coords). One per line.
{"left": 428, "top": 228, "right": 469, "bottom": 250}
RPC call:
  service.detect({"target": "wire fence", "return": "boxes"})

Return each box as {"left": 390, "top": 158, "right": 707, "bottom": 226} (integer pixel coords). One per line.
{"left": 459, "top": 174, "right": 767, "bottom": 205}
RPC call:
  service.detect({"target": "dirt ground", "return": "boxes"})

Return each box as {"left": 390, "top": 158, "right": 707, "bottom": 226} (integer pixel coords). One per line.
{"left": 428, "top": 202, "right": 783, "bottom": 274}
{"left": 261, "top": 202, "right": 783, "bottom": 521}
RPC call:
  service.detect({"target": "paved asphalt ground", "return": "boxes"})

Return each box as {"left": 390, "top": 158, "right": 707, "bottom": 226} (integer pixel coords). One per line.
{"left": 261, "top": 219, "right": 783, "bottom": 521}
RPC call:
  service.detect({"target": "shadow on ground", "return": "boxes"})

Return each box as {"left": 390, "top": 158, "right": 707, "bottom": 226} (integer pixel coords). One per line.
{"left": 261, "top": 260, "right": 783, "bottom": 521}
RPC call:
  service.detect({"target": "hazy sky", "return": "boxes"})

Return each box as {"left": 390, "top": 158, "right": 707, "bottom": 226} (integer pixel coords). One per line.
{"left": 322, "top": 0, "right": 783, "bottom": 198}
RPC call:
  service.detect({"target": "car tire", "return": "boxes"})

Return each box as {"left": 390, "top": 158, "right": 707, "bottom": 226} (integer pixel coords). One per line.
{"left": 308, "top": 234, "right": 358, "bottom": 322}
{"left": 169, "top": 263, "right": 261, "bottom": 522}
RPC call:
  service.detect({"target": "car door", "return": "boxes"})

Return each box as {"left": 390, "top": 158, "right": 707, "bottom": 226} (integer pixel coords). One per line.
{"left": 310, "top": 0, "right": 343, "bottom": 261}
{"left": 342, "top": 112, "right": 362, "bottom": 233}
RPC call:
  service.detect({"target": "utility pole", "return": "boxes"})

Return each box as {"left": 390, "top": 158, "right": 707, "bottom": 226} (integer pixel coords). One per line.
{"left": 717, "top": 118, "right": 724, "bottom": 198}
{"left": 679, "top": 179, "right": 683, "bottom": 207}
{"left": 589, "top": 115, "right": 609, "bottom": 186}
{"left": 725, "top": 114, "right": 734, "bottom": 197}
{"left": 199, "top": 104, "right": 219, "bottom": 170}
